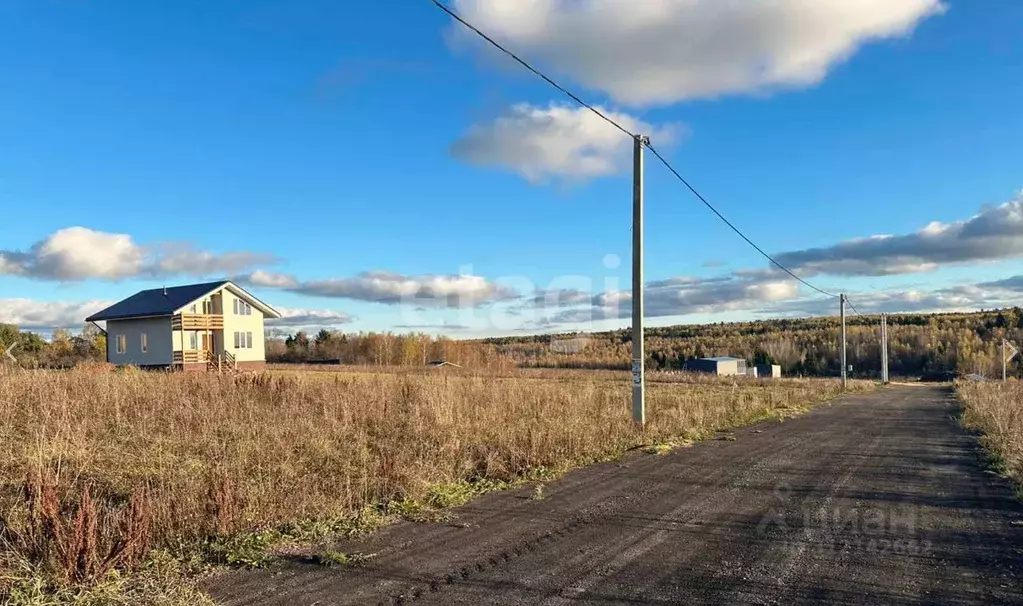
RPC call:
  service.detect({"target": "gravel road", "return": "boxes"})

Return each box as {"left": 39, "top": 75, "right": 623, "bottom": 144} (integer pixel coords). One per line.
{"left": 208, "top": 385, "right": 1023, "bottom": 605}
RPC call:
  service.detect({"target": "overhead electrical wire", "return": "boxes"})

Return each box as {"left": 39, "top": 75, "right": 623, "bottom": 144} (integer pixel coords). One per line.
{"left": 430, "top": 0, "right": 846, "bottom": 301}
{"left": 642, "top": 142, "right": 839, "bottom": 298}
{"left": 428, "top": 0, "right": 633, "bottom": 139}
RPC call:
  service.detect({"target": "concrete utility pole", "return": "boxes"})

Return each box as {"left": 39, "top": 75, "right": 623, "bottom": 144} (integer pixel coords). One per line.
{"left": 840, "top": 294, "right": 847, "bottom": 389}
{"left": 1002, "top": 339, "right": 1017, "bottom": 382}
{"left": 632, "top": 134, "right": 649, "bottom": 427}
{"left": 880, "top": 314, "right": 889, "bottom": 384}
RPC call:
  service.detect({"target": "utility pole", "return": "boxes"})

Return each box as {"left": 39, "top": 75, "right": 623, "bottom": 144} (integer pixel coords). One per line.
{"left": 840, "top": 294, "right": 847, "bottom": 389}
{"left": 632, "top": 134, "right": 649, "bottom": 427}
{"left": 1002, "top": 339, "right": 1007, "bottom": 382}
{"left": 1002, "top": 339, "right": 1017, "bottom": 382}
{"left": 881, "top": 314, "right": 889, "bottom": 384}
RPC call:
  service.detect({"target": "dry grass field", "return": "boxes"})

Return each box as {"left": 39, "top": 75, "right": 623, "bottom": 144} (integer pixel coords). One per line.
{"left": 0, "top": 365, "right": 870, "bottom": 604}
{"left": 957, "top": 381, "right": 1023, "bottom": 487}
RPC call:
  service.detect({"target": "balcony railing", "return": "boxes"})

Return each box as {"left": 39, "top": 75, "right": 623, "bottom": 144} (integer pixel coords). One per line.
{"left": 173, "top": 350, "right": 203, "bottom": 364}
{"left": 172, "top": 313, "right": 224, "bottom": 331}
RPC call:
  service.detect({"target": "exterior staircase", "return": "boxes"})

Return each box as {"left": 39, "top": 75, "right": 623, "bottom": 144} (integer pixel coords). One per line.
{"left": 205, "top": 350, "right": 238, "bottom": 373}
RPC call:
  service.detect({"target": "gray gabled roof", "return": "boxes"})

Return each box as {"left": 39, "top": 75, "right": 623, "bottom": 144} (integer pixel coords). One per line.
{"left": 85, "top": 280, "right": 282, "bottom": 322}
{"left": 86, "top": 281, "right": 230, "bottom": 322}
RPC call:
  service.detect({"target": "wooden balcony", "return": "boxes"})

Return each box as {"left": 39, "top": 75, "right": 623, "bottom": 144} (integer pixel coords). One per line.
{"left": 172, "top": 313, "right": 224, "bottom": 331}
{"left": 173, "top": 350, "right": 203, "bottom": 364}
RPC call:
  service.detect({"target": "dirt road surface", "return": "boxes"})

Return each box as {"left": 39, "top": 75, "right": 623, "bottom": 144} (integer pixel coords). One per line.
{"left": 208, "top": 385, "right": 1023, "bottom": 605}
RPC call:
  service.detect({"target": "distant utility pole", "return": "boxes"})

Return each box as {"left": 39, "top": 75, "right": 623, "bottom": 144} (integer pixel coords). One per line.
{"left": 632, "top": 134, "right": 649, "bottom": 427}
{"left": 1003, "top": 339, "right": 1018, "bottom": 382}
{"left": 840, "top": 294, "right": 847, "bottom": 389}
{"left": 880, "top": 314, "right": 889, "bottom": 384}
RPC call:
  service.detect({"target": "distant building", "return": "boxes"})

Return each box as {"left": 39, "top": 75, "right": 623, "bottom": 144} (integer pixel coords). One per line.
{"left": 428, "top": 360, "right": 461, "bottom": 368}
{"left": 551, "top": 336, "right": 590, "bottom": 354}
{"left": 683, "top": 356, "right": 747, "bottom": 376}
{"left": 745, "top": 367, "right": 759, "bottom": 378}
{"left": 756, "top": 364, "right": 782, "bottom": 379}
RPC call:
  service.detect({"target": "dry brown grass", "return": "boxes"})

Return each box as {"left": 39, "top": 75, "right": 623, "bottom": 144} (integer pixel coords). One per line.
{"left": 0, "top": 366, "right": 870, "bottom": 601}
{"left": 957, "top": 380, "right": 1023, "bottom": 485}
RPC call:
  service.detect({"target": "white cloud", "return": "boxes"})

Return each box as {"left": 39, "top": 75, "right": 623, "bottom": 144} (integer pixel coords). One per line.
{"left": 535, "top": 272, "right": 799, "bottom": 326}
{"left": 246, "top": 269, "right": 300, "bottom": 289}
{"left": 269, "top": 307, "right": 354, "bottom": 328}
{"left": 767, "top": 284, "right": 1004, "bottom": 317}
{"left": 154, "top": 246, "right": 276, "bottom": 277}
{"left": 238, "top": 270, "right": 520, "bottom": 308}
{"left": 0, "top": 227, "right": 275, "bottom": 281}
{"left": 0, "top": 298, "right": 112, "bottom": 330}
{"left": 2, "top": 227, "right": 145, "bottom": 280}
{"left": 450, "top": 0, "right": 945, "bottom": 106}
{"left": 451, "top": 103, "right": 679, "bottom": 182}
{"left": 774, "top": 192, "right": 1023, "bottom": 276}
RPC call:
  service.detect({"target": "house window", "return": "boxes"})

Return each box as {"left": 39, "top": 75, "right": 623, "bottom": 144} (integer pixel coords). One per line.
{"left": 233, "top": 299, "right": 251, "bottom": 316}
{"left": 140, "top": 333, "right": 148, "bottom": 353}
{"left": 189, "top": 332, "right": 198, "bottom": 350}
{"left": 189, "top": 304, "right": 197, "bottom": 313}
{"left": 115, "top": 334, "right": 126, "bottom": 354}
{"left": 233, "top": 331, "right": 254, "bottom": 349}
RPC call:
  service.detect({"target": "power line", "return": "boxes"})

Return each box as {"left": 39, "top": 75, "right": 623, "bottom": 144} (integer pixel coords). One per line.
{"left": 644, "top": 142, "right": 839, "bottom": 298}
{"left": 430, "top": 0, "right": 840, "bottom": 300}
{"left": 428, "top": 0, "right": 634, "bottom": 139}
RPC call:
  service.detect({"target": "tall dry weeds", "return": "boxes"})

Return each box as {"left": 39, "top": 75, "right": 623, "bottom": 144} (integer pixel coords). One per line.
{"left": 0, "top": 366, "right": 865, "bottom": 594}
{"left": 957, "top": 381, "right": 1023, "bottom": 482}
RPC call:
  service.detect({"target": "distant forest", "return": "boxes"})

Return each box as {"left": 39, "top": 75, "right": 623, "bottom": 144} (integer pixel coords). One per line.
{"left": 3, "top": 308, "right": 1022, "bottom": 378}
{"left": 482, "top": 308, "right": 1023, "bottom": 379}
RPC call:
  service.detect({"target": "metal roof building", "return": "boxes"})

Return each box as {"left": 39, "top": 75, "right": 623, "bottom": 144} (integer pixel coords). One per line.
{"left": 683, "top": 356, "right": 748, "bottom": 376}
{"left": 86, "top": 281, "right": 233, "bottom": 322}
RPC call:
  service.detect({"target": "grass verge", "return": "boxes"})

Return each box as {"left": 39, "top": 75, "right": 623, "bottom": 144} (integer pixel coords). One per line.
{"left": 956, "top": 380, "right": 1023, "bottom": 495}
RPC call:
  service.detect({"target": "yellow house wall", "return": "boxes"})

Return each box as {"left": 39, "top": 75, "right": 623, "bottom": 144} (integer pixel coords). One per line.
{"left": 220, "top": 288, "right": 267, "bottom": 362}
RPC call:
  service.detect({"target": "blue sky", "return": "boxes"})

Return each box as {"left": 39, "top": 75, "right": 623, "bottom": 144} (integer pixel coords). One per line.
{"left": 2, "top": 0, "right": 1022, "bottom": 336}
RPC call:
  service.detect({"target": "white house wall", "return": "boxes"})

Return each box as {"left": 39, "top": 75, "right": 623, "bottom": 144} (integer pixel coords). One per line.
{"left": 106, "top": 317, "right": 173, "bottom": 366}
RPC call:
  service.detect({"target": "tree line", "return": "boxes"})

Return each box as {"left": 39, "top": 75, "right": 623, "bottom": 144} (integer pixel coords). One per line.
{"left": 4, "top": 307, "right": 1023, "bottom": 377}
{"left": 0, "top": 324, "right": 106, "bottom": 368}
{"left": 266, "top": 329, "right": 514, "bottom": 370}
{"left": 481, "top": 308, "right": 1023, "bottom": 379}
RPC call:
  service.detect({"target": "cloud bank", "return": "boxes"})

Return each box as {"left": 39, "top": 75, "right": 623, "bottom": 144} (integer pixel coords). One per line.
{"left": 241, "top": 269, "right": 518, "bottom": 308}
{"left": 775, "top": 193, "right": 1023, "bottom": 276}
{"left": 526, "top": 273, "right": 799, "bottom": 325}
{"left": 0, "top": 227, "right": 275, "bottom": 281}
{"left": 450, "top": 0, "right": 944, "bottom": 105}
{"left": 0, "top": 298, "right": 113, "bottom": 331}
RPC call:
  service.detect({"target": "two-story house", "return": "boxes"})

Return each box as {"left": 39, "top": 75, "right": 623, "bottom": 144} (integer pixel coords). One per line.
{"left": 86, "top": 280, "right": 281, "bottom": 371}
